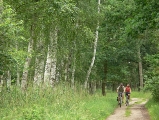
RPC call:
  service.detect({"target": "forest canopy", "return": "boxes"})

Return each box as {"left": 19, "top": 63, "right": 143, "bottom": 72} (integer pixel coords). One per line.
{"left": 0, "top": 0, "right": 159, "bottom": 100}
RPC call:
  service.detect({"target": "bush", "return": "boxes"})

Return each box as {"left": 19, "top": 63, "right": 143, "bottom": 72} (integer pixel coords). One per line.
{"left": 146, "top": 98, "right": 159, "bottom": 120}
{"left": 144, "top": 76, "right": 159, "bottom": 101}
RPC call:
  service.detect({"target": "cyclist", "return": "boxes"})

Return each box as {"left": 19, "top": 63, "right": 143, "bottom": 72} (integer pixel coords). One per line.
{"left": 117, "top": 83, "right": 125, "bottom": 103}
{"left": 125, "top": 84, "right": 131, "bottom": 100}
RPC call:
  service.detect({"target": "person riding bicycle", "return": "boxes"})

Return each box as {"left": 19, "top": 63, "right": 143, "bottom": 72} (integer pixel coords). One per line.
{"left": 117, "top": 83, "right": 125, "bottom": 103}
{"left": 125, "top": 84, "right": 131, "bottom": 99}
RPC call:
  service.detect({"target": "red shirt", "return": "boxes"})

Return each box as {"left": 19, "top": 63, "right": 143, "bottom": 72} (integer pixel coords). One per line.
{"left": 125, "top": 86, "right": 131, "bottom": 92}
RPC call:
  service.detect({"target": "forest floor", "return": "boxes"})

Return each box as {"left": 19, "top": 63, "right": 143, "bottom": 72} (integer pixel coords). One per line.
{"left": 106, "top": 98, "right": 150, "bottom": 120}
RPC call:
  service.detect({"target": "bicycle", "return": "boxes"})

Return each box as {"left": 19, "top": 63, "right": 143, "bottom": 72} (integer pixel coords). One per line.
{"left": 118, "top": 92, "right": 123, "bottom": 107}
{"left": 125, "top": 93, "right": 130, "bottom": 106}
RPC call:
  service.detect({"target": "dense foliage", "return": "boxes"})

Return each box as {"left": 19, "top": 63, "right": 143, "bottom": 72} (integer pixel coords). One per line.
{"left": 0, "top": 0, "right": 159, "bottom": 100}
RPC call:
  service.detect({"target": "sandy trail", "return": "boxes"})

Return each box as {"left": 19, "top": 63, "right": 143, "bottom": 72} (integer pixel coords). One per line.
{"left": 106, "top": 98, "right": 150, "bottom": 120}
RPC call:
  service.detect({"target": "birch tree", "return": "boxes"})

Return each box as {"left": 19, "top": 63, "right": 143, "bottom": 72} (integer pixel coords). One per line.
{"left": 7, "top": 70, "right": 11, "bottom": 90}
{"left": 50, "top": 28, "right": 58, "bottom": 87}
{"left": 44, "top": 28, "right": 57, "bottom": 87}
{"left": 15, "top": 43, "right": 20, "bottom": 86}
{"left": 33, "top": 33, "right": 45, "bottom": 86}
{"left": 21, "top": 25, "right": 34, "bottom": 90}
{"left": 0, "top": 0, "right": 3, "bottom": 90}
{"left": 138, "top": 46, "right": 143, "bottom": 89}
{"left": 84, "top": 0, "right": 100, "bottom": 89}
{"left": 71, "top": 41, "right": 76, "bottom": 89}
{"left": 43, "top": 36, "right": 53, "bottom": 86}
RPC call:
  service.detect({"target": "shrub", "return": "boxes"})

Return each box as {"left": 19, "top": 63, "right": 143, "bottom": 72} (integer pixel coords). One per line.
{"left": 144, "top": 76, "right": 159, "bottom": 101}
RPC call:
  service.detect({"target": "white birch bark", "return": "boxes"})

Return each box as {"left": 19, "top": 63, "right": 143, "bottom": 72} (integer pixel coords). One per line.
{"left": 85, "top": 0, "right": 100, "bottom": 88}
{"left": 44, "top": 43, "right": 52, "bottom": 86}
{"left": 71, "top": 41, "right": 76, "bottom": 89}
{"left": 0, "top": 75, "right": 3, "bottom": 92}
{"left": 33, "top": 33, "right": 45, "bottom": 86}
{"left": 34, "top": 57, "right": 44, "bottom": 86}
{"left": 15, "top": 43, "right": 20, "bottom": 86}
{"left": 138, "top": 47, "right": 143, "bottom": 89}
{"left": 71, "top": 62, "right": 75, "bottom": 88}
{"left": 50, "top": 29, "right": 57, "bottom": 87}
{"left": 71, "top": 23, "right": 79, "bottom": 88}
{"left": 64, "top": 56, "right": 68, "bottom": 81}
{"left": 64, "top": 53, "right": 71, "bottom": 82}
{"left": 7, "top": 70, "right": 11, "bottom": 90}
{"left": 44, "top": 28, "right": 57, "bottom": 87}
{"left": 21, "top": 25, "right": 34, "bottom": 90}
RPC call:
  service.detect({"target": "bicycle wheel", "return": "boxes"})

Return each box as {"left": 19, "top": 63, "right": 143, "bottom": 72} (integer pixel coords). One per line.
{"left": 120, "top": 95, "right": 122, "bottom": 107}
{"left": 127, "top": 96, "right": 129, "bottom": 106}
{"left": 126, "top": 95, "right": 129, "bottom": 106}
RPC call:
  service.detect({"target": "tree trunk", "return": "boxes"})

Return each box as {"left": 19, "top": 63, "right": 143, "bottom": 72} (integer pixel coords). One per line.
{"left": 34, "top": 57, "right": 44, "bottom": 86}
{"left": 7, "top": 70, "right": 11, "bottom": 91}
{"left": 15, "top": 43, "right": 20, "bottom": 86}
{"left": 89, "top": 81, "right": 96, "bottom": 94}
{"left": 64, "top": 56, "right": 68, "bottom": 81}
{"left": 50, "top": 28, "right": 57, "bottom": 87}
{"left": 89, "top": 81, "right": 93, "bottom": 94}
{"left": 43, "top": 43, "right": 52, "bottom": 86}
{"left": 71, "top": 43, "right": 76, "bottom": 89}
{"left": 0, "top": 75, "right": 3, "bottom": 92}
{"left": 71, "top": 24, "right": 78, "bottom": 89}
{"left": 17, "top": 71, "right": 20, "bottom": 86}
{"left": 102, "top": 82, "right": 106, "bottom": 96}
{"left": 21, "top": 25, "right": 34, "bottom": 90}
{"left": 85, "top": 0, "right": 100, "bottom": 88}
{"left": 96, "top": 81, "right": 101, "bottom": 89}
{"left": 44, "top": 28, "right": 57, "bottom": 87}
{"left": 33, "top": 33, "right": 45, "bottom": 86}
{"left": 102, "top": 61, "right": 107, "bottom": 96}
{"left": 138, "top": 47, "right": 143, "bottom": 90}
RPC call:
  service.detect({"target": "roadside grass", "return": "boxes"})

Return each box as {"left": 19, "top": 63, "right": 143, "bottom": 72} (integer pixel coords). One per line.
{"left": 130, "top": 91, "right": 151, "bottom": 99}
{"left": 145, "top": 98, "right": 159, "bottom": 120}
{"left": 83, "top": 92, "right": 117, "bottom": 119}
{"left": 0, "top": 85, "right": 118, "bottom": 120}
{"left": 1, "top": 86, "right": 156, "bottom": 120}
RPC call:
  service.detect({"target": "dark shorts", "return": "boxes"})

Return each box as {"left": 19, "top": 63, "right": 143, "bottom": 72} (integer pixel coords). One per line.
{"left": 125, "top": 92, "right": 130, "bottom": 96}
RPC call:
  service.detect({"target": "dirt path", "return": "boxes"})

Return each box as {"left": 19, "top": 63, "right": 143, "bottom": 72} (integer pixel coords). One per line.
{"left": 106, "top": 98, "right": 150, "bottom": 120}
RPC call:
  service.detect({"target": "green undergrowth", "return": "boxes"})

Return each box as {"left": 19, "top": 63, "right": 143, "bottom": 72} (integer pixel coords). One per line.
{"left": 130, "top": 91, "right": 151, "bottom": 99}
{"left": 145, "top": 98, "right": 159, "bottom": 120}
{"left": 83, "top": 92, "right": 117, "bottom": 119}
{"left": 0, "top": 85, "right": 117, "bottom": 120}
{"left": 1, "top": 86, "right": 155, "bottom": 120}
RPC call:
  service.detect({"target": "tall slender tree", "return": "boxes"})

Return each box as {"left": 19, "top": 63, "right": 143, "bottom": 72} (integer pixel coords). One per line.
{"left": 85, "top": 0, "right": 101, "bottom": 89}
{"left": 21, "top": 24, "right": 34, "bottom": 90}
